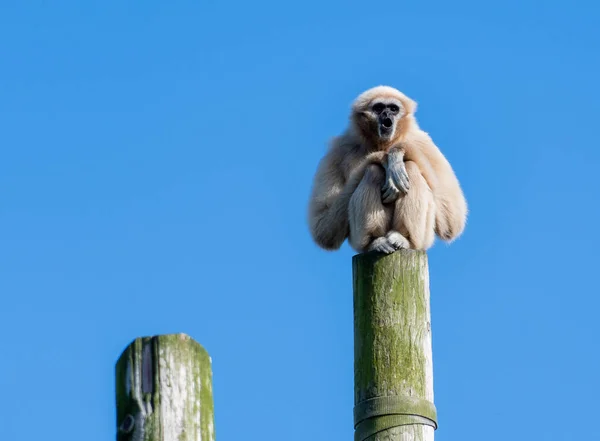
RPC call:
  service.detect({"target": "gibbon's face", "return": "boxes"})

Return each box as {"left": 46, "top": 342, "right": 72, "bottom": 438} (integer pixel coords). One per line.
{"left": 355, "top": 96, "right": 406, "bottom": 144}
{"left": 351, "top": 87, "right": 415, "bottom": 146}
{"left": 368, "top": 98, "right": 404, "bottom": 141}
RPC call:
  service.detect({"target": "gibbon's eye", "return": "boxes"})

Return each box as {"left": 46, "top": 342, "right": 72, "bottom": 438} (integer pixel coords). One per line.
{"left": 390, "top": 104, "right": 400, "bottom": 113}
{"left": 372, "top": 103, "right": 385, "bottom": 113}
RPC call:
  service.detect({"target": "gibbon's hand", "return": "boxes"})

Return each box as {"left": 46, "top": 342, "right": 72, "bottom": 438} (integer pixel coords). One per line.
{"left": 382, "top": 152, "right": 410, "bottom": 203}
{"left": 388, "top": 159, "right": 410, "bottom": 193}
{"left": 381, "top": 174, "right": 401, "bottom": 204}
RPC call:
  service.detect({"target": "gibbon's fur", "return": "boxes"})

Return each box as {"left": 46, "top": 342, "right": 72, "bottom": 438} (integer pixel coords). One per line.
{"left": 307, "top": 85, "right": 467, "bottom": 253}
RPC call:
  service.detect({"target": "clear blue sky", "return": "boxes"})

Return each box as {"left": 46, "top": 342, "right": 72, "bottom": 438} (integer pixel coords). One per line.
{"left": 1, "top": 1, "right": 599, "bottom": 440}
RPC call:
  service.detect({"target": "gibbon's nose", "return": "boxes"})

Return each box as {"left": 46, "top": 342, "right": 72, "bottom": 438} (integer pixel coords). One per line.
{"left": 382, "top": 117, "right": 393, "bottom": 128}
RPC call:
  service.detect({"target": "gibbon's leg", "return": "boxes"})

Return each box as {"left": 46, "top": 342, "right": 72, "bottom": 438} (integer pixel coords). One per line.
{"left": 391, "top": 161, "right": 436, "bottom": 250}
{"left": 348, "top": 164, "right": 394, "bottom": 253}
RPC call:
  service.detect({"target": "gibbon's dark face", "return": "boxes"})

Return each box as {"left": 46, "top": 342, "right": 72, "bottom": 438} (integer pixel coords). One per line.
{"left": 370, "top": 99, "right": 403, "bottom": 141}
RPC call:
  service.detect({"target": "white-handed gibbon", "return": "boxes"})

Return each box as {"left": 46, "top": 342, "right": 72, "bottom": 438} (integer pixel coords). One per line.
{"left": 307, "top": 85, "right": 467, "bottom": 254}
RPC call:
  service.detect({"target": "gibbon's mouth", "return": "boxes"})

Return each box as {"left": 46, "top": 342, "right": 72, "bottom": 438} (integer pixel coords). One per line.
{"left": 381, "top": 118, "right": 393, "bottom": 129}
{"left": 378, "top": 124, "right": 393, "bottom": 139}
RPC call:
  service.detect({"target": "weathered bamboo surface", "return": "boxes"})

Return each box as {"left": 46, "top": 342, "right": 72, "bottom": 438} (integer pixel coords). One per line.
{"left": 115, "top": 333, "right": 215, "bottom": 441}
{"left": 353, "top": 250, "right": 436, "bottom": 441}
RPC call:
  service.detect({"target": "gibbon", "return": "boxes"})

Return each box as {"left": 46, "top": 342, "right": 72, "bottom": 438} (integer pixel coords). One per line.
{"left": 307, "top": 85, "right": 467, "bottom": 254}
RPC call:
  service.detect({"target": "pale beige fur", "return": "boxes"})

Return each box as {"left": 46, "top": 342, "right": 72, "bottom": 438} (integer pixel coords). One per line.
{"left": 307, "top": 86, "right": 468, "bottom": 253}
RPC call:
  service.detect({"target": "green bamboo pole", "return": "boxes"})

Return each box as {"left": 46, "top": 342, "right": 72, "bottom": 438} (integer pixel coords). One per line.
{"left": 115, "top": 333, "right": 215, "bottom": 441}
{"left": 353, "top": 250, "right": 437, "bottom": 441}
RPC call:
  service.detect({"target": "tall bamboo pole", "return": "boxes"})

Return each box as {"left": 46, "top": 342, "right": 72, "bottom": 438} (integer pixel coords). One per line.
{"left": 353, "top": 250, "right": 437, "bottom": 441}
{"left": 115, "top": 333, "right": 215, "bottom": 441}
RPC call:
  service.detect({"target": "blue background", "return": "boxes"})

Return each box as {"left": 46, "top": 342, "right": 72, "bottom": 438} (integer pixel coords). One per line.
{"left": 1, "top": 1, "right": 599, "bottom": 440}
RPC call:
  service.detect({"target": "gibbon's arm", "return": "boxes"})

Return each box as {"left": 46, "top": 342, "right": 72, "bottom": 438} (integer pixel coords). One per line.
{"left": 308, "top": 149, "right": 387, "bottom": 250}
{"left": 395, "top": 141, "right": 440, "bottom": 193}
{"left": 414, "top": 133, "right": 468, "bottom": 241}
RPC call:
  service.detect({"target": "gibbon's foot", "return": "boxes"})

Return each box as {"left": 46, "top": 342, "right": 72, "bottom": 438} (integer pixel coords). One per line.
{"left": 367, "top": 232, "right": 410, "bottom": 254}
{"left": 368, "top": 237, "right": 396, "bottom": 254}
{"left": 386, "top": 231, "right": 410, "bottom": 250}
